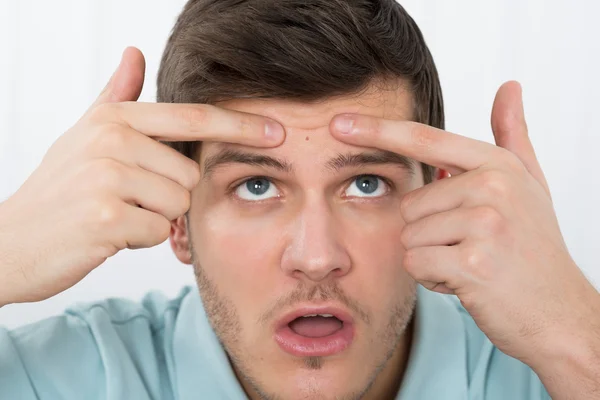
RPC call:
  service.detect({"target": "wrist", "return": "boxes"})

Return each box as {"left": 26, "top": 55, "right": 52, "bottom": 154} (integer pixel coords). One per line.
{"left": 0, "top": 200, "right": 18, "bottom": 307}
{"left": 528, "top": 300, "right": 600, "bottom": 398}
{"left": 536, "top": 333, "right": 600, "bottom": 399}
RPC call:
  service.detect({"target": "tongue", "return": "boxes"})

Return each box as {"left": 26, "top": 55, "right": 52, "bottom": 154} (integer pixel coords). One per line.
{"left": 289, "top": 316, "right": 343, "bottom": 338}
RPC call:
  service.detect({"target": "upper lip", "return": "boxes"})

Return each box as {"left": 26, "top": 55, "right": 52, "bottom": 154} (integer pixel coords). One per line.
{"left": 275, "top": 305, "right": 355, "bottom": 330}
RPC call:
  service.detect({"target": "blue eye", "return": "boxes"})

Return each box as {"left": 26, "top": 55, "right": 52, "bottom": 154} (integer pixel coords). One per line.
{"left": 344, "top": 175, "right": 388, "bottom": 198}
{"left": 235, "top": 177, "right": 280, "bottom": 201}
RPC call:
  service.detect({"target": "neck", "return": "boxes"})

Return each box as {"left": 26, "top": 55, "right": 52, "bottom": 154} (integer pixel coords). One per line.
{"left": 361, "top": 315, "right": 415, "bottom": 400}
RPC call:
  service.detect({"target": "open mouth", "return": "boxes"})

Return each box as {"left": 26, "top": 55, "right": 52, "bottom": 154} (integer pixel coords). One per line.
{"left": 274, "top": 307, "right": 355, "bottom": 357}
{"left": 288, "top": 314, "right": 344, "bottom": 337}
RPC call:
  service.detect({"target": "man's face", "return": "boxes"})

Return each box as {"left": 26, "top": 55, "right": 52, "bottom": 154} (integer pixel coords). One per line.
{"left": 176, "top": 84, "right": 424, "bottom": 399}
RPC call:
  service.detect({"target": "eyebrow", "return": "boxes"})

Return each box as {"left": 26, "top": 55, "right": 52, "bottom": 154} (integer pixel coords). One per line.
{"left": 202, "top": 148, "right": 415, "bottom": 178}
{"left": 326, "top": 150, "right": 416, "bottom": 176}
{"left": 203, "top": 149, "right": 293, "bottom": 177}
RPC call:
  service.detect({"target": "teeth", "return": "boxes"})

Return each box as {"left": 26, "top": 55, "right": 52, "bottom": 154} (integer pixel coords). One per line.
{"left": 301, "top": 314, "right": 334, "bottom": 318}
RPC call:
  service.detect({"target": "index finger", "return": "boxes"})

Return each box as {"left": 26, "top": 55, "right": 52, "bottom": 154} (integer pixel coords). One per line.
{"left": 330, "top": 114, "right": 501, "bottom": 174}
{"left": 93, "top": 102, "right": 285, "bottom": 147}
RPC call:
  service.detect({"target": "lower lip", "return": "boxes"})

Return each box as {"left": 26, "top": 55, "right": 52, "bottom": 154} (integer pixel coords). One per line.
{"left": 274, "top": 321, "right": 354, "bottom": 357}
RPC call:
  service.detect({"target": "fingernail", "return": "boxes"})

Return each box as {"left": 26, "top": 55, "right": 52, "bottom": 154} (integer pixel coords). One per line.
{"left": 265, "top": 120, "right": 284, "bottom": 142}
{"left": 334, "top": 115, "right": 355, "bottom": 134}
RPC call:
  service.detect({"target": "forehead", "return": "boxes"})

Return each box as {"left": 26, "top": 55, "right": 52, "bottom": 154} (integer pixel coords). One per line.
{"left": 202, "top": 81, "right": 414, "bottom": 163}
{"left": 216, "top": 81, "right": 413, "bottom": 129}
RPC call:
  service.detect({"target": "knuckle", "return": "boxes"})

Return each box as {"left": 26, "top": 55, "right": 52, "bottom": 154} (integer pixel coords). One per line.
{"left": 473, "top": 206, "right": 504, "bottom": 234}
{"left": 461, "top": 244, "right": 484, "bottom": 270}
{"left": 402, "top": 249, "right": 417, "bottom": 273}
{"left": 364, "top": 116, "right": 383, "bottom": 138}
{"left": 92, "top": 124, "right": 130, "bottom": 152}
{"left": 160, "top": 185, "right": 191, "bottom": 221}
{"left": 151, "top": 217, "right": 172, "bottom": 243}
{"left": 87, "top": 158, "right": 126, "bottom": 189}
{"left": 478, "top": 169, "right": 511, "bottom": 200}
{"left": 408, "top": 122, "right": 436, "bottom": 150}
{"left": 460, "top": 244, "right": 494, "bottom": 281}
{"left": 238, "top": 114, "right": 258, "bottom": 139}
{"left": 175, "top": 188, "right": 191, "bottom": 216}
{"left": 178, "top": 105, "right": 210, "bottom": 131}
{"left": 399, "top": 193, "right": 415, "bottom": 221}
{"left": 399, "top": 225, "right": 413, "bottom": 249}
{"left": 90, "top": 197, "right": 123, "bottom": 228}
{"left": 403, "top": 249, "right": 427, "bottom": 280}
{"left": 186, "top": 161, "right": 201, "bottom": 189}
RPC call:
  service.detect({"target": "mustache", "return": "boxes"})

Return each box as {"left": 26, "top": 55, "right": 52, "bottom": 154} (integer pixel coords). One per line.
{"left": 258, "top": 282, "right": 371, "bottom": 326}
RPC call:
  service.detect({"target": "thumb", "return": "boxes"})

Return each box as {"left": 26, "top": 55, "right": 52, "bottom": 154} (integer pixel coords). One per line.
{"left": 491, "top": 81, "right": 551, "bottom": 196}
{"left": 90, "top": 46, "right": 146, "bottom": 109}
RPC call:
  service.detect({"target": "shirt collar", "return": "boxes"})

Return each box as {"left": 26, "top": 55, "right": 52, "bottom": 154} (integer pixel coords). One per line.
{"left": 395, "top": 285, "right": 469, "bottom": 399}
{"left": 173, "top": 288, "right": 248, "bottom": 399}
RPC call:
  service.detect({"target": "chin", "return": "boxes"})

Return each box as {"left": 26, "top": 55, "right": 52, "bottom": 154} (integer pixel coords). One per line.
{"left": 247, "top": 356, "right": 371, "bottom": 400}
{"left": 268, "top": 379, "right": 363, "bottom": 400}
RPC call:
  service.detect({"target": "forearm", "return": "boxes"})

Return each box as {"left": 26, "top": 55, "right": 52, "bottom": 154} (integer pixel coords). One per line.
{"left": 535, "top": 334, "right": 600, "bottom": 400}
{"left": 528, "top": 289, "right": 600, "bottom": 400}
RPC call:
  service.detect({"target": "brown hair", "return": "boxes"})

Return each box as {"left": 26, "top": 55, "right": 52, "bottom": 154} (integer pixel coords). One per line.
{"left": 157, "top": 0, "right": 443, "bottom": 183}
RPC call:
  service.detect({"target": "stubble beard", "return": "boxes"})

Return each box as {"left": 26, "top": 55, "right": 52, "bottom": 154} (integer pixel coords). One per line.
{"left": 190, "top": 242, "right": 416, "bottom": 400}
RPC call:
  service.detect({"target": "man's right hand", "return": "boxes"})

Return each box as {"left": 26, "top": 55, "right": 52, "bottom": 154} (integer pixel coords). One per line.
{"left": 0, "top": 47, "right": 285, "bottom": 307}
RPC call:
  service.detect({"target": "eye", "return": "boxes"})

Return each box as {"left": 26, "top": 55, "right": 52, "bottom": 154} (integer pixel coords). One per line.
{"left": 235, "top": 177, "right": 280, "bottom": 201}
{"left": 344, "top": 175, "right": 388, "bottom": 198}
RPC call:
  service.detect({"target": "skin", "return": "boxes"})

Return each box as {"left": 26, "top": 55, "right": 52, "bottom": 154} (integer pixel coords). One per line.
{"left": 0, "top": 47, "right": 285, "bottom": 306}
{"left": 327, "top": 83, "right": 600, "bottom": 399}
{"left": 170, "top": 84, "right": 426, "bottom": 400}
{"left": 2, "top": 47, "right": 599, "bottom": 399}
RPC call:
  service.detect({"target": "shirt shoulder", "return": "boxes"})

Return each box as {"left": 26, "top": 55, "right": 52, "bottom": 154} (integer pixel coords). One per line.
{"left": 0, "top": 286, "right": 194, "bottom": 400}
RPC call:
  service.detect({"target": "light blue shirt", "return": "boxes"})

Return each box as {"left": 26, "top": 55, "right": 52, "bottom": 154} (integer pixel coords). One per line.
{"left": 0, "top": 285, "right": 550, "bottom": 399}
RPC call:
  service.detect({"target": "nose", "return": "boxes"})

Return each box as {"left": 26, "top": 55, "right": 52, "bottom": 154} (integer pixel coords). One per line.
{"left": 281, "top": 199, "right": 352, "bottom": 283}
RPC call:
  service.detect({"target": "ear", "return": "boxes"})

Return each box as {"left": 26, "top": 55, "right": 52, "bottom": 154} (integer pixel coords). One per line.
{"left": 169, "top": 215, "right": 193, "bottom": 265}
{"left": 434, "top": 168, "right": 451, "bottom": 180}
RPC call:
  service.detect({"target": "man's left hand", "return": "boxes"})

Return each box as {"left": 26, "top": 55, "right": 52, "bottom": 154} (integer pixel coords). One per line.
{"left": 330, "top": 81, "right": 600, "bottom": 399}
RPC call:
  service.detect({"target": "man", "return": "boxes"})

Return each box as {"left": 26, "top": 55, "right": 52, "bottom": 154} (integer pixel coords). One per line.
{"left": 0, "top": 0, "right": 598, "bottom": 399}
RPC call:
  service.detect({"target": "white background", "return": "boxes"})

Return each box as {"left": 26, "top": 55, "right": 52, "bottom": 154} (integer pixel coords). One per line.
{"left": 0, "top": 0, "right": 598, "bottom": 329}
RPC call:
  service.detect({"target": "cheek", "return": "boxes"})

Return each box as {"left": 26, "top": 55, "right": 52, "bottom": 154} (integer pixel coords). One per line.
{"left": 340, "top": 203, "right": 413, "bottom": 306}
{"left": 190, "top": 185, "right": 415, "bottom": 331}
{"left": 190, "top": 203, "right": 286, "bottom": 319}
